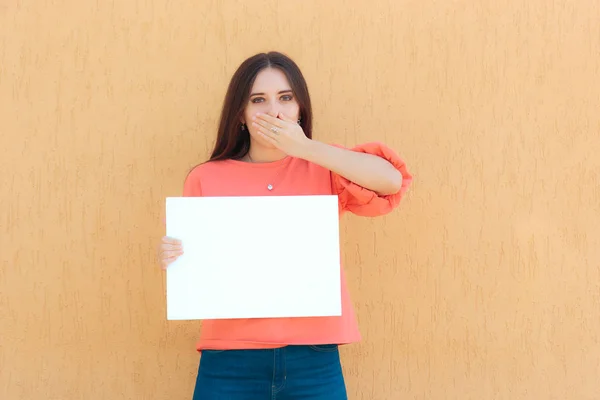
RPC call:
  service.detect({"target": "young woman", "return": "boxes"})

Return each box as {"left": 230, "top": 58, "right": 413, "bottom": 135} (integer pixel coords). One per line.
{"left": 158, "top": 51, "right": 413, "bottom": 400}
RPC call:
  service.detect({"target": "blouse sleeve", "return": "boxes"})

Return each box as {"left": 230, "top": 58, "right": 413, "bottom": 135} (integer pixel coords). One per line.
{"left": 182, "top": 166, "right": 203, "bottom": 197}
{"left": 331, "top": 142, "right": 413, "bottom": 217}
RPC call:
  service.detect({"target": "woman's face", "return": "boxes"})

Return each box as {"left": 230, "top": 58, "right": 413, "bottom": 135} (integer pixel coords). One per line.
{"left": 242, "top": 68, "right": 300, "bottom": 149}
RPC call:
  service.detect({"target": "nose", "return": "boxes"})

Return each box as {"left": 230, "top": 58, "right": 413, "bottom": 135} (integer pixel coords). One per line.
{"left": 266, "top": 100, "right": 281, "bottom": 117}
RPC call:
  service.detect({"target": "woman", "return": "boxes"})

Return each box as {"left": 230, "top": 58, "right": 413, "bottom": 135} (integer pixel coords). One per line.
{"left": 158, "top": 51, "right": 413, "bottom": 400}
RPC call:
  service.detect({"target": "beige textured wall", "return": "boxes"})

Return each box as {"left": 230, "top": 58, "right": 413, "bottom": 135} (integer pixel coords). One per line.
{"left": 2, "top": 1, "right": 599, "bottom": 399}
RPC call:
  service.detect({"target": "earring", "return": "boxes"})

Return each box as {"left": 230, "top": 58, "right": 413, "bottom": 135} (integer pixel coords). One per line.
{"left": 297, "top": 118, "right": 301, "bottom": 124}
{"left": 241, "top": 123, "right": 246, "bottom": 131}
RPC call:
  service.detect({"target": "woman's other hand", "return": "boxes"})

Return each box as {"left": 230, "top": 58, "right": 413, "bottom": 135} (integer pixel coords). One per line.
{"left": 158, "top": 236, "right": 183, "bottom": 270}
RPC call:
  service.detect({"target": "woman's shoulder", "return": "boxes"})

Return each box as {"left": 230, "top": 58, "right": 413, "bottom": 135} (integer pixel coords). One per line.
{"left": 185, "top": 159, "right": 233, "bottom": 181}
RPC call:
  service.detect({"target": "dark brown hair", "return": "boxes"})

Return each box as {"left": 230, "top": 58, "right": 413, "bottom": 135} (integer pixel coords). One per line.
{"left": 208, "top": 51, "right": 313, "bottom": 161}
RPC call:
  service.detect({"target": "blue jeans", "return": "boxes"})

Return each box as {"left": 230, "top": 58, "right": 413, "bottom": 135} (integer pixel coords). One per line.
{"left": 192, "top": 345, "right": 348, "bottom": 400}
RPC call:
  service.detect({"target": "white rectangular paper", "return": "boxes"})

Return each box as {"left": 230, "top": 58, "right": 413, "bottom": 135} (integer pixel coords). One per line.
{"left": 165, "top": 195, "right": 341, "bottom": 320}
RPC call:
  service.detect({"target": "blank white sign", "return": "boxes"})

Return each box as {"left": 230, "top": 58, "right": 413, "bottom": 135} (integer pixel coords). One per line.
{"left": 165, "top": 195, "right": 341, "bottom": 320}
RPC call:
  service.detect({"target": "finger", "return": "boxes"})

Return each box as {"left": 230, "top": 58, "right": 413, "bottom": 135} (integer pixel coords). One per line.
{"left": 251, "top": 117, "right": 273, "bottom": 131}
{"left": 253, "top": 116, "right": 284, "bottom": 136}
{"left": 162, "top": 253, "right": 182, "bottom": 261}
{"left": 253, "top": 123, "right": 280, "bottom": 145}
{"left": 159, "top": 252, "right": 183, "bottom": 269}
{"left": 159, "top": 245, "right": 182, "bottom": 254}
{"left": 161, "top": 249, "right": 184, "bottom": 258}
{"left": 158, "top": 250, "right": 182, "bottom": 264}
{"left": 160, "top": 242, "right": 183, "bottom": 251}
{"left": 252, "top": 122, "right": 281, "bottom": 140}
{"left": 162, "top": 236, "right": 182, "bottom": 245}
{"left": 277, "top": 112, "right": 295, "bottom": 123}
{"left": 254, "top": 113, "right": 284, "bottom": 127}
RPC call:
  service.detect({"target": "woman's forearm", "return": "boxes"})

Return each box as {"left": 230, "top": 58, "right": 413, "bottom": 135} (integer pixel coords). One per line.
{"left": 300, "top": 140, "right": 403, "bottom": 195}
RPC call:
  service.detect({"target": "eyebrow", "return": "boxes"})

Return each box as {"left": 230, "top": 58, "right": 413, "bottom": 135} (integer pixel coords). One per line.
{"left": 250, "top": 90, "right": 293, "bottom": 97}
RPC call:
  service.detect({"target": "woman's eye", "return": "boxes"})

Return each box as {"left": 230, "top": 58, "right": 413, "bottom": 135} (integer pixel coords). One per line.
{"left": 250, "top": 95, "right": 293, "bottom": 103}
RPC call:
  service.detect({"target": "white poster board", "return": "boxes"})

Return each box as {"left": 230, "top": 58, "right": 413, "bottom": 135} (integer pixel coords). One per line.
{"left": 165, "top": 195, "right": 342, "bottom": 320}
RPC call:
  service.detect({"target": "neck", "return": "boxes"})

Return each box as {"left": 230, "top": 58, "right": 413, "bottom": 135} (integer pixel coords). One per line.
{"left": 246, "top": 145, "right": 287, "bottom": 163}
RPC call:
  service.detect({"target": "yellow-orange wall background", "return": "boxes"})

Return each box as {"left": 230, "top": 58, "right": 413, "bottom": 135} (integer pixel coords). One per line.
{"left": 2, "top": 1, "right": 599, "bottom": 399}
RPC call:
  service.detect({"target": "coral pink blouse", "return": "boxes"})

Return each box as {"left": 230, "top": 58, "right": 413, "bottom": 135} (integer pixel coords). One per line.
{"left": 182, "top": 142, "right": 413, "bottom": 351}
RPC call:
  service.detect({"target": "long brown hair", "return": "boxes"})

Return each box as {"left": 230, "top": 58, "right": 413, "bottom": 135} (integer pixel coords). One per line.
{"left": 208, "top": 51, "right": 313, "bottom": 162}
